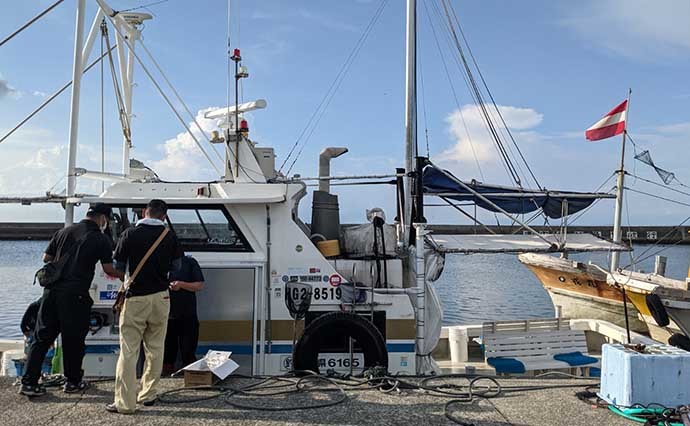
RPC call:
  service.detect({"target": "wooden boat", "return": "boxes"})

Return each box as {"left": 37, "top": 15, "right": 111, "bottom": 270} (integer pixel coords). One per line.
{"left": 518, "top": 253, "right": 648, "bottom": 333}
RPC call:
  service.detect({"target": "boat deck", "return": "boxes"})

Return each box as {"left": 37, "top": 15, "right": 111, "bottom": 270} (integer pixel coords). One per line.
{"left": 0, "top": 376, "right": 631, "bottom": 425}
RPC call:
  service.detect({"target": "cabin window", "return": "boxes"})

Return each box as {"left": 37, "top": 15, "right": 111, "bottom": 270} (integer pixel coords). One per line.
{"left": 109, "top": 204, "right": 252, "bottom": 252}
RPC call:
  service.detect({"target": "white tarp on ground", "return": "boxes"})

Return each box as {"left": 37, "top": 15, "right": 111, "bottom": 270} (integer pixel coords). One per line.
{"left": 428, "top": 233, "right": 630, "bottom": 254}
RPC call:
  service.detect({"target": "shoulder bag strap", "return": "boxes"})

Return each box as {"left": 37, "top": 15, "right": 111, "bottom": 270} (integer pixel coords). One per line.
{"left": 121, "top": 227, "right": 170, "bottom": 292}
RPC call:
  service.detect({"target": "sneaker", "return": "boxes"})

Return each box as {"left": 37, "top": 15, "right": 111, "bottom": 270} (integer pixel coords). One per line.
{"left": 19, "top": 384, "right": 46, "bottom": 397}
{"left": 105, "top": 403, "right": 135, "bottom": 414}
{"left": 63, "top": 380, "right": 90, "bottom": 394}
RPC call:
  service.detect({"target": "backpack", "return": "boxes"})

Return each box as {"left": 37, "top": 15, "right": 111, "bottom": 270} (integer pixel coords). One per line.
{"left": 33, "top": 230, "right": 94, "bottom": 288}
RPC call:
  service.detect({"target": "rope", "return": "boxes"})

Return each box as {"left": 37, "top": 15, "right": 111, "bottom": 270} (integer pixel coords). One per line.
{"left": 0, "top": 0, "right": 65, "bottom": 48}
{"left": 279, "top": 0, "right": 388, "bottom": 175}
{"left": 120, "top": 0, "right": 169, "bottom": 13}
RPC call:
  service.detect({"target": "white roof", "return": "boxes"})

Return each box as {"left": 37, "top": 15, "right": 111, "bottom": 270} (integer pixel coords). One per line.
{"left": 429, "top": 233, "right": 630, "bottom": 254}
{"left": 75, "top": 181, "right": 289, "bottom": 205}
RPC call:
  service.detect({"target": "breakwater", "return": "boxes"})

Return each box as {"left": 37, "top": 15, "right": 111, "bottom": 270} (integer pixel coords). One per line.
{"left": 1, "top": 222, "right": 689, "bottom": 244}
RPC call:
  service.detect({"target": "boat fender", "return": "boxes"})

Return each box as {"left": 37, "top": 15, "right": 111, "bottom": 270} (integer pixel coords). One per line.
{"left": 645, "top": 294, "right": 670, "bottom": 327}
{"left": 668, "top": 333, "right": 690, "bottom": 352}
{"left": 292, "top": 312, "right": 388, "bottom": 374}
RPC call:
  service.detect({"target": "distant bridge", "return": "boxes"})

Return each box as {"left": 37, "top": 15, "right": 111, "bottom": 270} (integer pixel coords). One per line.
{"left": 2, "top": 222, "right": 689, "bottom": 244}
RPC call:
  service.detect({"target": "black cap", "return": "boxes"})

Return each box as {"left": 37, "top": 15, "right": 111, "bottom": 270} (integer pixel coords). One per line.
{"left": 87, "top": 203, "right": 112, "bottom": 216}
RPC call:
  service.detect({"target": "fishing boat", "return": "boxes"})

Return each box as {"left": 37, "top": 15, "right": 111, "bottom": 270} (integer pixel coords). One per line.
{"left": 0, "top": 0, "right": 632, "bottom": 380}
{"left": 608, "top": 270, "right": 690, "bottom": 343}
{"left": 518, "top": 253, "right": 647, "bottom": 332}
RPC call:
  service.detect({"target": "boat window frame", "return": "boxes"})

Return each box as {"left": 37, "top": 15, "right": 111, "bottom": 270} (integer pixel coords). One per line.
{"left": 107, "top": 203, "right": 253, "bottom": 253}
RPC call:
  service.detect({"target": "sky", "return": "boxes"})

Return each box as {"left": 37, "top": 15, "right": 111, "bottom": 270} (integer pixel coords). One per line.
{"left": 0, "top": 0, "right": 689, "bottom": 227}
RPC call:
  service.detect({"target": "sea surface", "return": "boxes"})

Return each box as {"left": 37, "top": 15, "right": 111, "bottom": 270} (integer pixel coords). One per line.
{"left": 1, "top": 240, "right": 690, "bottom": 339}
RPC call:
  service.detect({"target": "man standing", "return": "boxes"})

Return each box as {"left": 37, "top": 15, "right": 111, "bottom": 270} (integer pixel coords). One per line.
{"left": 108, "top": 199, "right": 181, "bottom": 414}
{"left": 20, "top": 203, "right": 122, "bottom": 397}
{"left": 163, "top": 255, "right": 204, "bottom": 375}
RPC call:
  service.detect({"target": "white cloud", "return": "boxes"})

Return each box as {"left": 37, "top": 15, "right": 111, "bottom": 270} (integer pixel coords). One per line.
{"left": 32, "top": 90, "right": 47, "bottom": 98}
{"left": 148, "top": 108, "right": 224, "bottom": 181}
{"left": 434, "top": 104, "right": 543, "bottom": 180}
{"left": 560, "top": 0, "right": 690, "bottom": 60}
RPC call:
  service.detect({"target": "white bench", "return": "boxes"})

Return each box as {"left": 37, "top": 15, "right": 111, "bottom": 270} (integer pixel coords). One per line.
{"left": 481, "top": 319, "right": 599, "bottom": 375}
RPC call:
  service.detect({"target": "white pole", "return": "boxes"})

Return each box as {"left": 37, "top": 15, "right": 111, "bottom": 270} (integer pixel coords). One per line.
{"left": 403, "top": 0, "right": 417, "bottom": 248}
{"left": 610, "top": 89, "right": 632, "bottom": 271}
{"left": 81, "top": 8, "right": 105, "bottom": 68}
{"left": 64, "top": 0, "right": 86, "bottom": 226}
{"left": 414, "top": 222, "right": 426, "bottom": 374}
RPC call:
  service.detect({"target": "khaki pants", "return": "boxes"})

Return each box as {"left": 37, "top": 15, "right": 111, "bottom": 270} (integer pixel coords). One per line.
{"left": 114, "top": 290, "right": 170, "bottom": 413}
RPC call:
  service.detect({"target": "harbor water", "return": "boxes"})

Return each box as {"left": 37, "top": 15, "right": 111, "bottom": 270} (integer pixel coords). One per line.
{"left": 1, "top": 240, "right": 689, "bottom": 339}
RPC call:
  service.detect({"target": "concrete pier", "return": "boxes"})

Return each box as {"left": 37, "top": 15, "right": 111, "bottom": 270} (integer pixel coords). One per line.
{"left": 0, "top": 376, "right": 631, "bottom": 425}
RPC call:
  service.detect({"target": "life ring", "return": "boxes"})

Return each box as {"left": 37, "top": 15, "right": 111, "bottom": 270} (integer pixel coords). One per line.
{"left": 645, "top": 294, "right": 670, "bottom": 327}
{"left": 292, "top": 312, "right": 388, "bottom": 374}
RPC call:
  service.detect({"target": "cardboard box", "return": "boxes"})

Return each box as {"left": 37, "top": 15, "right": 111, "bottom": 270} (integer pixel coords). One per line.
{"left": 182, "top": 350, "right": 239, "bottom": 388}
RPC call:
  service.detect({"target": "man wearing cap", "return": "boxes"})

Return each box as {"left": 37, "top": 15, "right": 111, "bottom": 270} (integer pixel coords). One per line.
{"left": 20, "top": 203, "right": 123, "bottom": 397}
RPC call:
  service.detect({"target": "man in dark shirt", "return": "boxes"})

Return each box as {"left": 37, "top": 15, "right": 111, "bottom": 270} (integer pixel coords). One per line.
{"left": 20, "top": 203, "right": 123, "bottom": 397}
{"left": 163, "top": 255, "right": 204, "bottom": 374}
{"left": 108, "top": 199, "right": 181, "bottom": 414}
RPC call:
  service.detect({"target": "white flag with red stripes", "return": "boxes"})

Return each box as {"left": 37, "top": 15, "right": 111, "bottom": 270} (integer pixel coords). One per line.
{"left": 585, "top": 100, "right": 628, "bottom": 141}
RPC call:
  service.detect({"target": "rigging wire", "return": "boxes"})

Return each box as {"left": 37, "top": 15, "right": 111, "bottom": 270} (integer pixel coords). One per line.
{"left": 102, "top": 24, "right": 132, "bottom": 147}
{"left": 626, "top": 171, "right": 690, "bottom": 199}
{"left": 137, "top": 39, "right": 225, "bottom": 164}
{"left": 446, "top": 0, "right": 541, "bottom": 189}
{"left": 0, "top": 46, "right": 117, "bottom": 145}
{"left": 624, "top": 187, "right": 690, "bottom": 209}
{"left": 622, "top": 213, "right": 690, "bottom": 268}
{"left": 421, "top": 0, "right": 484, "bottom": 180}
{"left": 0, "top": 0, "right": 64, "bottom": 48}
{"left": 280, "top": 0, "right": 389, "bottom": 175}
{"left": 101, "top": 12, "right": 223, "bottom": 176}
{"left": 432, "top": 0, "right": 521, "bottom": 186}
{"left": 120, "top": 0, "right": 170, "bottom": 13}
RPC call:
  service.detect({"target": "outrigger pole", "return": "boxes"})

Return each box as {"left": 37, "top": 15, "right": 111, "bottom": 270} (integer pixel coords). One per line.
{"left": 610, "top": 88, "right": 632, "bottom": 271}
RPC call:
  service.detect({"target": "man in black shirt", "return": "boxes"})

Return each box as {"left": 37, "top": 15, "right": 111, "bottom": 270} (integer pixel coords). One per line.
{"left": 108, "top": 199, "right": 181, "bottom": 414}
{"left": 20, "top": 203, "right": 122, "bottom": 397}
{"left": 163, "top": 255, "right": 204, "bottom": 375}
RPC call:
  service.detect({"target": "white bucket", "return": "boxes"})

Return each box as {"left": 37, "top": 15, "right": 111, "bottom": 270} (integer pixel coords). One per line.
{"left": 448, "top": 326, "right": 469, "bottom": 363}
{"left": 1, "top": 349, "right": 25, "bottom": 377}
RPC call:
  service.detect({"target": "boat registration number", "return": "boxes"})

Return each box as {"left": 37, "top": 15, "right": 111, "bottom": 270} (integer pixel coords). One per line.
{"left": 280, "top": 353, "right": 364, "bottom": 372}
{"left": 289, "top": 286, "right": 342, "bottom": 301}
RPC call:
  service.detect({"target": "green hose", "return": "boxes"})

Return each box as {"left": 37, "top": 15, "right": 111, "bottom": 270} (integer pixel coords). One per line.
{"left": 608, "top": 405, "right": 683, "bottom": 426}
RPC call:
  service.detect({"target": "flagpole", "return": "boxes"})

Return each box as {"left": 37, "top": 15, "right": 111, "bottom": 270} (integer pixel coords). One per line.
{"left": 610, "top": 88, "right": 632, "bottom": 271}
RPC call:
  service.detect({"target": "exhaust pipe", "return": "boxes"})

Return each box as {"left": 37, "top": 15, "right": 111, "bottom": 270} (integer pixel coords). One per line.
{"left": 318, "top": 147, "right": 348, "bottom": 193}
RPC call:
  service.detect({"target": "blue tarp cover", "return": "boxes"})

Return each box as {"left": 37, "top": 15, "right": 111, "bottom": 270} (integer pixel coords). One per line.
{"left": 423, "top": 165, "right": 610, "bottom": 219}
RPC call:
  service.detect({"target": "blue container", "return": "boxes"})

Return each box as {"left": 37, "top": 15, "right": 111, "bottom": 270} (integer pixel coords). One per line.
{"left": 599, "top": 343, "right": 690, "bottom": 407}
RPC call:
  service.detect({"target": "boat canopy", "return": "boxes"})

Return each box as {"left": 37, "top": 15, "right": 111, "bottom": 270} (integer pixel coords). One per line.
{"left": 423, "top": 164, "right": 615, "bottom": 219}
{"left": 429, "top": 233, "right": 630, "bottom": 254}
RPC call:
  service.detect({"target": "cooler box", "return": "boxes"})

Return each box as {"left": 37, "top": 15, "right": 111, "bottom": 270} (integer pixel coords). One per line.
{"left": 599, "top": 343, "right": 690, "bottom": 407}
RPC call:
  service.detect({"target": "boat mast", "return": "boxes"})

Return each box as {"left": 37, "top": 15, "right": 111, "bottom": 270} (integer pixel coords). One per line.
{"left": 610, "top": 88, "right": 632, "bottom": 271}
{"left": 403, "top": 0, "right": 417, "bottom": 248}
{"left": 64, "top": 0, "right": 87, "bottom": 226}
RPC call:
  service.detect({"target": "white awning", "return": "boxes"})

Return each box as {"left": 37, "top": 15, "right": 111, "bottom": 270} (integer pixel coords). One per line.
{"left": 429, "top": 233, "right": 630, "bottom": 254}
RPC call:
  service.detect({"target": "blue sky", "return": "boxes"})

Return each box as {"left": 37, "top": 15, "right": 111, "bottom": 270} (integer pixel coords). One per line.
{"left": 1, "top": 0, "right": 689, "bottom": 226}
